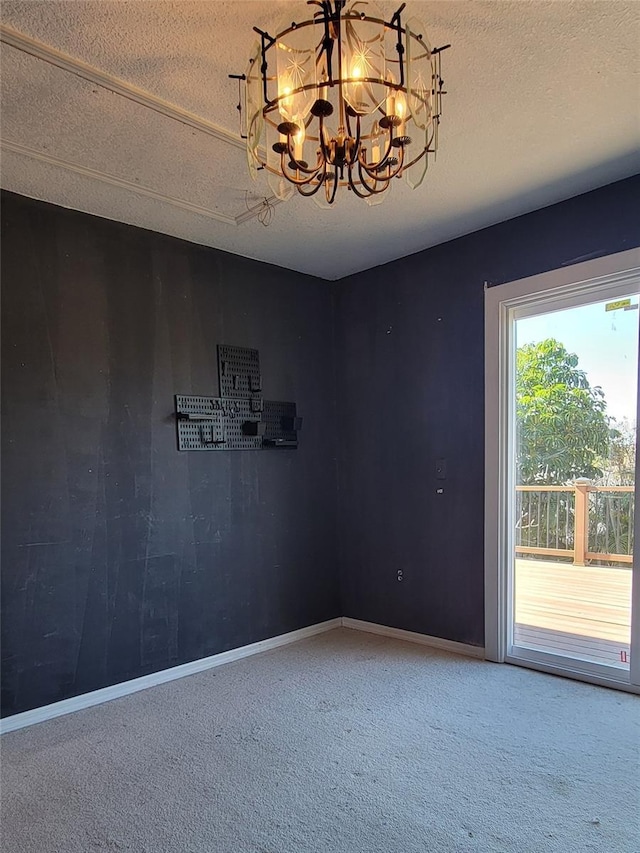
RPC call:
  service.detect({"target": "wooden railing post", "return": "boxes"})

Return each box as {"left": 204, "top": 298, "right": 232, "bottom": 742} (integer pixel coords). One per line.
{"left": 573, "top": 483, "right": 590, "bottom": 566}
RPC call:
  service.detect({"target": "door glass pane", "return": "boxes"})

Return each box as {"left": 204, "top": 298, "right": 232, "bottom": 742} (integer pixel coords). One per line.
{"left": 513, "top": 294, "right": 638, "bottom": 672}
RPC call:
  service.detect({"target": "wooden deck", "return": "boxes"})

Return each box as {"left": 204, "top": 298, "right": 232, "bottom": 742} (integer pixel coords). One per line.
{"left": 514, "top": 558, "right": 632, "bottom": 669}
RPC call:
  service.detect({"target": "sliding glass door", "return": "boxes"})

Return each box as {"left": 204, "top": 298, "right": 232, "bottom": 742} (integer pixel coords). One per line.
{"left": 485, "top": 249, "right": 640, "bottom": 691}
{"left": 511, "top": 295, "right": 637, "bottom": 677}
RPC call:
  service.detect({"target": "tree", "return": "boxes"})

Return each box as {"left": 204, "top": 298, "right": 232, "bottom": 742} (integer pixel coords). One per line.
{"left": 516, "top": 338, "right": 612, "bottom": 485}
{"left": 602, "top": 417, "right": 636, "bottom": 486}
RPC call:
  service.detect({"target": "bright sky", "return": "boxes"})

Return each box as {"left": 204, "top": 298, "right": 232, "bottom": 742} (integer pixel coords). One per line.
{"left": 516, "top": 294, "right": 639, "bottom": 424}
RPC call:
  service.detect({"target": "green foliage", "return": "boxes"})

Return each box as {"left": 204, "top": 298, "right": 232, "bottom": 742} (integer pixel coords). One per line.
{"left": 516, "top": 338, "right": 613, "bottom": 485}
{"left": 602, "top": 418, "right": 636, "bottom": 486}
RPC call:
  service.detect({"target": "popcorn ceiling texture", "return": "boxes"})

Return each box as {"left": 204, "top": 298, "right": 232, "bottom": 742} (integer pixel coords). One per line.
{"left": 1, "top": 1, "right": 639, "bottom": 279}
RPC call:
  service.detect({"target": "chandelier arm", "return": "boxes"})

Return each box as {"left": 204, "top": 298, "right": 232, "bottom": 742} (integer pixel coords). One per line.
{"left": 379, "top": 124, "right": 399, "bottom": 167}
{"left": 327, "top": 168, "right": 340, "bottom": 204}
{"left": 356, "top": 164, "right": 390, "bottom": 195}
{"left": 284, "top": 137, "right": 326, "bottom": 176}
{"left": 348, "top": 169, "right": 373, "bottom": 199}
{"left": 296, "top": 177, "right": 327, "bottom": 198}
{"left": 358, "top": 161, "right": 387, "bottom": 180}
{"left": 380, "top": 145, "right": 406, "bottom": 181}
{"left": 295, "top": 152, "right": 328, "bottom": 197}
{"left": 356, "top": 141, "right": 406, "bottom": 191}
{"left": 294, "top": 161, "right": 333, "bottom": 199}
{"left": 281, "top": 168, "right": 325, "bottom": 187}
{"left": 348, "top": 113, "right": 362, "bottom": 165}
{"left": 358, "top": 150, "right": 392, "bottom": 178}
{"left": 344, "top": 107, "right": 355, "bottom": 145}
{"left": 362, "top": 133, "right": 406, "bottom": 179}
{"left": 357, "top": 129, "right": 396, "bottom": 176}
{"left": 348, "top": 164, "right": 385, "bottom": 199}
{"left": 304, "top": 162, "right": 340, "bottom": 206}
{"left": 318, "top": 114, "right": 334, "bottom": 166}
{"left": 342, "top": 109, "right": 360, "bottom": 166}
{"left": 356, "top": 160, "right": 387, "bottom": 195}
{"left": 279, "top": 152, "right": 326, "bottom": 186}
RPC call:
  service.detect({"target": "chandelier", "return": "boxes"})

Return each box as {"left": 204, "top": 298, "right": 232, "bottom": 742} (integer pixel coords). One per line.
{"left": 231, "top": 1, "right": 448, "bottom": 206}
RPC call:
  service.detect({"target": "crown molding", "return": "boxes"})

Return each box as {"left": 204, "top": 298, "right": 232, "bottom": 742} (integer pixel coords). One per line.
{"left": 1, "top": 138, "right": 241, "bottom": 225}
{"left": 2, "top": 138, "right": 281, "bottom": 227}
{"left": 0, "top": 24, "right": 243, "bottom": 150}
{"left": 2, "top": 139, "right": 281, "bottom": 227}
{"left": 0, "top": 26, "right": 280, "bottom": 227}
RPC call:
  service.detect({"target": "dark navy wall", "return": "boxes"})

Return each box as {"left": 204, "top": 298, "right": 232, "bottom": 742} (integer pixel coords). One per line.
{"left": 3, "top": 176, "right": 639, "bottom": 716}
{"left": 334, "top": 175, "right": 640, "bottom": 647}
{"left": 1, "top": 191, "right": 339, "bottom": 717}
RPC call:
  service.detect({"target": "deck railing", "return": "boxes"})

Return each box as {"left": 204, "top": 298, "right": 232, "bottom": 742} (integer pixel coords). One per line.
{"left": 515, "top": 484, "right": 634, "bottom": 565}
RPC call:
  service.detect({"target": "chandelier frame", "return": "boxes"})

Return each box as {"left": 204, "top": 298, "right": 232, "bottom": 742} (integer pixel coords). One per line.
{"left": 231, "top": 0, "right": 449, "bottom": 205}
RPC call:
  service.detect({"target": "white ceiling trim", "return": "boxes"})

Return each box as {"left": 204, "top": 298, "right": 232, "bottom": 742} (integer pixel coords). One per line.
{"left": 0, "top": 24, "right": 244, "bottom": 150}
{"left": 1, "top": 138, "right": 241, "bottom": 225}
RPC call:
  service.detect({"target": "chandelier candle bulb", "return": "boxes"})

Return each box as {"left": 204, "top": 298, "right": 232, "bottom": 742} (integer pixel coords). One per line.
{"left": 294, "top": 125, "right": 305, "bottom": 161}
{"left": 386, "top": 91, "right": 396, "bottom": 121}
{"left": 396, "top": 94, "right": 407, "bottom": 137}
{"left": 279, "top": 84, "right": 292, "bottom": 119}
{"left": 233, "top": 2, "right": 448, "bottom": 204}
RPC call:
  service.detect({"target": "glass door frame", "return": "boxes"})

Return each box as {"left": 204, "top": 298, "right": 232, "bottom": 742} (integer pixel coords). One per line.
{"left": 485, "top": 247, "right": 640, "bottom": 693}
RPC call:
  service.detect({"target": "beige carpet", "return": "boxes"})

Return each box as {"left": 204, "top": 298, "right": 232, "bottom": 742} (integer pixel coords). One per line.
{"left": 1, "top": 629, "right": 638, "bottom": 853}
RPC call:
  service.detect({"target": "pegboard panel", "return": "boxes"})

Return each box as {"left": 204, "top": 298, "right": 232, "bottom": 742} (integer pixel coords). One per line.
{"left": 263, "top": 400, "right": 299, "bottom": 448}
{"left": 218, "top": 345, "right": 262, "bottom": 399}
{"left": 175, "top": 395, "right": 262, "bottom": 451}
{"left": 176, "top": 395, "right": 217, "bottom": 416}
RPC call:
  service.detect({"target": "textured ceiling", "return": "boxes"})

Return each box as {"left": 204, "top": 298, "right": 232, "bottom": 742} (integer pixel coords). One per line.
{"left": 1, "top": 1, "right": 639, "bottom": 280}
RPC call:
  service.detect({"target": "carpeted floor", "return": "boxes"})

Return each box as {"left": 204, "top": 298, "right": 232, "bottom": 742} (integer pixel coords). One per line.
{"left": 1, "top": 628, "right": 638, "bottom": 853}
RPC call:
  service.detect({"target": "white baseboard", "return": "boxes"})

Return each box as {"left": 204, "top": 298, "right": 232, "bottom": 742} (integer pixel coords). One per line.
{"left": 1, "top": 616, "right": 484, "bottom": 734}
{"left": 0, "top": 618, "right": 341, "bottom": 734}
{"left": 341, "top": 617, "right": 485, "bottom": 659}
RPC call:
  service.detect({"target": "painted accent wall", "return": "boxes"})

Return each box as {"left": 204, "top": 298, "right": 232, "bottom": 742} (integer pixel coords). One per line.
{"left": 1, "top": 191, "right": 339, "bottom": 717}
{"left": 334, "top": 175, "right": 640, "bottom": 647}
{"left": 3, "top": 175, "right": 639, "bottom": 718}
